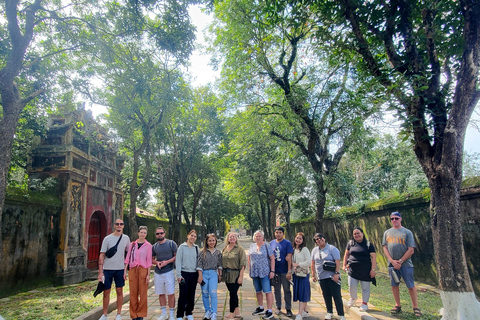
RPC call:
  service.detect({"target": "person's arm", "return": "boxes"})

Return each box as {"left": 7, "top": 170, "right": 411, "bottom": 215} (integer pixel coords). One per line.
{"left": 145, "top": 244, "right": 152, "bottom": 284}
{"left": 98, "top": 252, "right": 105, "bottom": 282}
{"left": 343, "top": 249, "right": 350, "bottom": 272}
{"left": 269, "top": 253, "right": 275, "bottom": 279}
{"left": 383, "top": 244, "right": 402, "bottom": 270}
{"left": 311, "top": 259, "right": 317, "bottom": 282}
{"left": 400, "top": 247, "right": 415, "bottom": 262}
{"left": 237, "top": 248, "right": 246, "bottom": 284}
{"left": 332, "top": 259, "right": 341, "bottom": 283}
{"left": 286, "top": 252, "right": 293, "bottom": 280}
{"left": 197, "top": 252, "right": 204, "bottom": 284}
{"left": 369, "top": 252, "right": 377, "bottom": 278}
{"left": 176, "top": 246, "right": 183, "bottom": 281}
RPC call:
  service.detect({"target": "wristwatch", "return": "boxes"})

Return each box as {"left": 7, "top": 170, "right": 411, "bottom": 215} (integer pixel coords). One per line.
{"left": 398, "top": 259, "right": 403, "bottom": 264}
{"left": 334, "top": 271, "right": 340, "bottom": 274}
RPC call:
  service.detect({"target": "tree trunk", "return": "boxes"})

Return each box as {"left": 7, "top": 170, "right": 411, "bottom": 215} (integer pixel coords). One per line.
{"left": 313, "top": 174, "right": 326, "bottom": 232}
{"left": 129, "top": 152, "right": 140, "bottom": 240}
{"left": 0, "top": 98, "right": 22, "bottom": 246}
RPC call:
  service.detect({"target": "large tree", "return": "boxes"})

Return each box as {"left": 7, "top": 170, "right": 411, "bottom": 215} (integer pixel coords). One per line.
{"left": 211, "top": 0, "right": 379, "bottom": 230}
{"left": 314, "top": 0, "right": 480, "bottom": 317}
{"left": 0, "top": 0, "right": 195, "bottom": 244}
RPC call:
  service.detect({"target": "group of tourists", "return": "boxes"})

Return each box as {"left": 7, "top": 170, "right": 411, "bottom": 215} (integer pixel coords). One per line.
{"left": 97, "top": 210, "right": 420, "bottom": 320}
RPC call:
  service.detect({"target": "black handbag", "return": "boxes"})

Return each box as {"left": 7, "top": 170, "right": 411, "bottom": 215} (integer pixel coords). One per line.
{"left": 322, "top": 260, "right": 336, "bottom": 272}
{"left": 105, "top": 234, "right": 122, "bottom": 258}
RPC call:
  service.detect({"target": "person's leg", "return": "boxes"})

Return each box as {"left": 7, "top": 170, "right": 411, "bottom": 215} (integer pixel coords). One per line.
{"left": 360, "top": 281, "right": 370, "bottom": 304}
{"left": 319, "top": 279, "right": 333, "bottom": 314}
{"left": 227, "top": 283, "right": 240, "bottom": 313}
{"left": 155, "top": 272, "right": 168, "bottom": 317}
{"left": 298, "top": 302, "right": 306, "bottom": 314}
{"left": 165, "top": 270, "right": 177, "bottom": 318}
{"left": 177, "top": 272, "right": 188, "bottom": 318}
{"left": 348, "top": 276, "right": 359, "bottom": 301}
{"left": 129, "top": 268, "right": 139, "bottom": 319}
{"left": 138, "top": 267, "right": 149, "bottom": 317}
{"left": 202, "top": 270, "right": 212, "bottom": 313}
{"left": 185, "top": 272, "right": 198, "bottom": 316}
{"left": 266, "top": 292, "right": 274, "bottom": 311}
{"left": 209, "top": 270, "right": 219, "bottom": 315}
{"left": 391, "top": 286, "right": 401, "bottom": 307}
{"left": 102, "top": 289, "right": 111, "bottom": 316}
{"left": 260, "top": 276, "right": 272, "bottom": 311}
{"left": 273, "top": 274, "right": 282, "bottom": 310}
{"left": 280, "top": 274, "right": 292, "bottom": 311}
{"left": 329, "top": 279, "right": 344, "bottom": 316}
{"left": 102, "top": 270, "right": 114, "bottom": 316}
{"left": 401, "top": 266, "right": 419, "bottom": 309}
{"left": 252, "top": 277, "right": 264, "bottom": 308}
{"left": 113, "top": 270, "right": 125, "bottom": 316}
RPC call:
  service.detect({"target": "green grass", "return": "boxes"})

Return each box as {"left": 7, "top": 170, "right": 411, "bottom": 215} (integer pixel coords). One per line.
{"left": 341, "top": 274, "right": 442, "bottom": 320}
{"left": 0, "top": 280, "right": 129, "bottom": 320}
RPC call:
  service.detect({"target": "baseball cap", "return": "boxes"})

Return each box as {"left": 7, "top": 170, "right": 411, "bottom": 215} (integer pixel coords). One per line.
{"left": 390, "top": 211, "right": 401, "bottom": 218}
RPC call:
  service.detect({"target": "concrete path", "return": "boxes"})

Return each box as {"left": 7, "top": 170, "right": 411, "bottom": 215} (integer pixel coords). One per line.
{"left": 79, "top": 237, "right": 397, "bottom": 320}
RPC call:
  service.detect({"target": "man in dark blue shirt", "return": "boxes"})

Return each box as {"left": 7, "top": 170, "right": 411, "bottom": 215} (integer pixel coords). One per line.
{"left": 270, "top": 226, "right": 294, "bottom": 317}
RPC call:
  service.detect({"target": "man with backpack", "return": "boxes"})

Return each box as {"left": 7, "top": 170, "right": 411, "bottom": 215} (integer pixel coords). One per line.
{"left": 152, "top": 226, "right": 178, "bottom": 320}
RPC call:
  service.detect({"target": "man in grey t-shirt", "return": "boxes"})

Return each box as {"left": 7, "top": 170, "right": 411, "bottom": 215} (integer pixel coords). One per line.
{"left": 152, "top": 226, "right": 178, "bottom": 320}
{"left": 98, "top": 218, "right": 130, "bottom": 320}
{"left": 382, "top": 211, "right": 420, "bottom": 316}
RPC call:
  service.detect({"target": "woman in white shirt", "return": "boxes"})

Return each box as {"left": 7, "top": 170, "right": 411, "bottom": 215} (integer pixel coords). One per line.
{"left": 291, "top": 232, "right": 311, "bottom": 320}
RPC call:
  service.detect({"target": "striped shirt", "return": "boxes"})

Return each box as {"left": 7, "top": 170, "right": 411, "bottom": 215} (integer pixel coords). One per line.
{"left": 196, "top": 248, "right": 223, "bottom": 270}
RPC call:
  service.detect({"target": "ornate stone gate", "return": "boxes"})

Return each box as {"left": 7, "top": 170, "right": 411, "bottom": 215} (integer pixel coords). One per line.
{"left": 28, "top": 104, "right": 124, "bottom": 286}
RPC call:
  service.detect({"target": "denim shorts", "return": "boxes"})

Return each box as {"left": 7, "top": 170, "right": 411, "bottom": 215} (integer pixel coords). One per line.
{"left": 390, "top": 266, "right": 415, "bottom": 288}
{"left": 252, "top": 276, "right": 272, "bottom": 293}
{"left": 103, "top": 269, "right": 125, "bottom": 290}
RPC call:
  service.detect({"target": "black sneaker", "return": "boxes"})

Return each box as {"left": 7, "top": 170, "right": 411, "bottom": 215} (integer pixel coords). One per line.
{"left": 263, "top": 311, "right": 273, "bottom": 319}
{"left": 286, "top": 310, "right": 293, "bottom": 317}
{"left": 252, "top": 307, "right": 265, "bottom": 316}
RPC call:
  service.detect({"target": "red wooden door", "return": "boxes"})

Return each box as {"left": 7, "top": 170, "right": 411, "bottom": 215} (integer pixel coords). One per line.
{"left": 87, "top": 212, "right": 104, "bottom": 269}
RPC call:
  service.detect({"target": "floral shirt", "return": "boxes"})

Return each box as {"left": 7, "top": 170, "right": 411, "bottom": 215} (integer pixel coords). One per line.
{"left": 249, "top": 243, "right": 273, "bottom": 278}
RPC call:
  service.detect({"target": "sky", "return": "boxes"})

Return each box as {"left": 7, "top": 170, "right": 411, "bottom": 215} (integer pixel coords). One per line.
{"left": 87, "top": 5, "right": 480, "bottom": 154}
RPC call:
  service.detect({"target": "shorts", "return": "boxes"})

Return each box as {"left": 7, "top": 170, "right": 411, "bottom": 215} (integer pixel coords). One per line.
{"left": 154, "top": 269, "right": 176, "bottom": 295}
{"left": 252, "top": 276, "right": 272, "bottom": 293}
{"left": 390, "top": 266, "right": 415, "bottom": 288}
{"left": 103, "top": 269, "right": 125, "bottom": 290}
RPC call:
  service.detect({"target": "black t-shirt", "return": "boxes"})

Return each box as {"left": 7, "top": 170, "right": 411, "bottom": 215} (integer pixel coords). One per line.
{"left": 345, "top": 239, "right": 376, "bottom": 281}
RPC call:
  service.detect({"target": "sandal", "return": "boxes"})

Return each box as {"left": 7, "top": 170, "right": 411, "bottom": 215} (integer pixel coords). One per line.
{"left": 390, "top": 306, "right": 402, "bottom": 314}
{"left": 413, "top": 308, "right": 422, "bottom": 317}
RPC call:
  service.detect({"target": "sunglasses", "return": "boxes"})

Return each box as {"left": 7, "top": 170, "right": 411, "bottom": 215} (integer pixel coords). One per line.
{"left": 315, "top": 238, "right": 322, "bottom": 241}
{"left": 115, "top": 222, "right": 124, "bottom": 226}
{"left": 156, "top": 232, "right": 165, "bottom": 235}
{"left": 391, "top": 217, "right": 400, "bottom": 221}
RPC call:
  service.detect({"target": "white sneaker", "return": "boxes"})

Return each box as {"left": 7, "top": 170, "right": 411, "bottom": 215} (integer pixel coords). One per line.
{"left": 99, "top": 315, "right": 108, "bottom": 320}
{"left": 187, "top": 315, "right": 194, "bottom": 320}
{"left": 159, "top": 313, "right": 169, "bottom": 320}
{"left": 301, "top": 311, "right": 309, "bottom": 317}
{"left": 359, "top": 303, "right": 368, "bottom": 312}
{"left": 324, "top": 313, "right": 333, "bottom": 320}
{"left": 347, "top": 298, "right": 355, "bottom": 307}
{"left": 295, "top": 314, "right": 302, "bottom": 320}
{"left": 339, "top": 316, "right": 346, "bottom": 320}
{"left": 203, "top": 311, "right": 212, "bottom": 320}
{"left": 170, "top": 315, "right": 176, "bottom": 320}
{"left": 176, "top": 318, "right": 183, "bottom": 320}
{"left": 211, "top": 313, "right": 217, "bottom": 320}
{"left": 115, "top": 315, "right": 122, "bottom": 320}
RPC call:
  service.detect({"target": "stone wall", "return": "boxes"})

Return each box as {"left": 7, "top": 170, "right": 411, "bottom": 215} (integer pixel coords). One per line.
{"left": 289, "top": 186, "right": 480, "bottom": 296}
{"left": 0, "top": 191, "right": 62, "bottom": 298}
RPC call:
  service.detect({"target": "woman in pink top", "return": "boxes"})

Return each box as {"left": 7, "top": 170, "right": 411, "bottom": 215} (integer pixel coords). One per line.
{"left": 124, "top": 226, "right": 153, "bottom": 320}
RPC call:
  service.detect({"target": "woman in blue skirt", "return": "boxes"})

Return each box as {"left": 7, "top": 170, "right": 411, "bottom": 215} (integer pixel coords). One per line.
{"left": 292, "top": 232, "right": 311, "bottom": 320}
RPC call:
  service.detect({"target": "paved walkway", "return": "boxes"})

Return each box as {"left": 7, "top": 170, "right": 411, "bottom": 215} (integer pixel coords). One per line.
{"left": 81, "top": 238, "right": 397, "bottom": 320}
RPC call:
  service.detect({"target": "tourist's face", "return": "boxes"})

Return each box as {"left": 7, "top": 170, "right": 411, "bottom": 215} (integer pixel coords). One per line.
{"left": 207, "top": 236, "right": 216, "bottom": 248}
{"left": 295, "top": 235, "right": 304, "bottom": 246}
{"left": 188, "top": 232, "right": 197, "bottom": 243}
{"left": 138, "top": 229, "right": 147, "bottom": 240}
{"left": 156, "top": 229, "right": 165, "bottom": 241}
{"left": 353, "top": 230, "right": 363, "bottom": 242}
{"left": 275, "top": 230, "right": 284, "bottom": 240}
{"left": 254, "top": 233, "right": 263, "bottom": 242}
{"left": 228, "top": 233, "right": 237, "bottom": 244}
{"left": 391, "top": 216, "right": 402, "bottom": 228}
{"left": 114, "top": 219, "right": 124, "bottom": 232}
{"left": 315, "top": 236, "right": 325, "bottom": 247}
